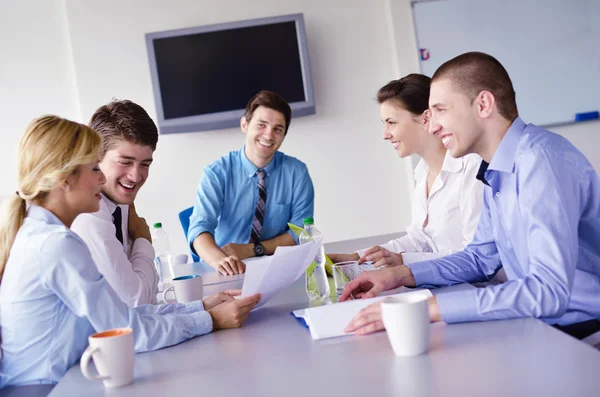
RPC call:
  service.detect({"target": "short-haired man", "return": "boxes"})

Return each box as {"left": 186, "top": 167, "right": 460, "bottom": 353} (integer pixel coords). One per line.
{"left": 72, "top": 100, "right": 160, "bottom": 307}
{"left": 341, "top": 52, "right": 600, "bottom": 340}
{"left": 188, "top": 90, "right": 315, "bottom": 275}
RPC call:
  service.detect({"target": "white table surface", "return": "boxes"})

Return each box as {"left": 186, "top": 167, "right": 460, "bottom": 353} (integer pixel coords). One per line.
{"left": 43, "top": 233, "right": 600, "bottom": 396}
{"left": 50, "top": 277, "right": 600, "bottom": 397}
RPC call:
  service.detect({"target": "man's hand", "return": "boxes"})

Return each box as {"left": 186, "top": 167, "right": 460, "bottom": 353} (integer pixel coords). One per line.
{"left": 358, "top": 246, "right": 403, "bottom": 268}
{"left": 344, "top": 296, "right": 442, "bottom": 335}
{"left": 216, "top": 256, "right": 246, "bottom": 275}
{"left": 208, "top": 294, "right": 262, "bottom": 330}
{"left": 345, "top": 301, "right": 384, "bottom": 335}
{"left": 327, "top": 253, "right": 360, "bottom": 264}
{"left": 222, "top": 243, "right": 254, "bottom": 261}
{"left": 338, "top": 265, "right": 415, "bottom": 302}
{"left": 128, "top": 203, "right": 152, "bottom": 242}
{"left": 202, "top": 290, "right": 241, "bottom": 310}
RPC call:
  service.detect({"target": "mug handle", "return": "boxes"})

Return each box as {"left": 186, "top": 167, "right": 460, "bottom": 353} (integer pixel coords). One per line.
{"left": 80, "top": 346, "right": 109, "bottom": 381}
{"left": 161, "top": 285, "right": 175, "bottom": 303}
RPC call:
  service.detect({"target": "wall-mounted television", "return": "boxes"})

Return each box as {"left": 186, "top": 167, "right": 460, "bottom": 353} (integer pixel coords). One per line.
{"left": 145, "top": 13, "right": 315, "bottom": 134}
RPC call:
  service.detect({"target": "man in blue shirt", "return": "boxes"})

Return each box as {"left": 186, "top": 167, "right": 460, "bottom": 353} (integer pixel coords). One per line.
{"left": 188, "top": 90, "right": 314, "bottom": 275}
{"left": 340, "top": 52, "right": 600, "bottom": 339}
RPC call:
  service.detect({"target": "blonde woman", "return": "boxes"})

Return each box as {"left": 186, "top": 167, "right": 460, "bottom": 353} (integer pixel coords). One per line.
{"left": 0, "top": 116, "right": 261, "bottom": 387}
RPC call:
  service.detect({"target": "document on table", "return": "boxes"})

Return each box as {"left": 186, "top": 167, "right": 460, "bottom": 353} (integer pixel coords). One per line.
{"left": 241, "top": 242, "right": 320, "bottom": 310}
{"left": 292, "top": 289, "right": 432, "bottom": 340}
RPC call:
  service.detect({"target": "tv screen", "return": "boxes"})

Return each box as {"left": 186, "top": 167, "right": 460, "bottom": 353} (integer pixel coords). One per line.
{"left": 146, "top": 14, "right": 315, "bottom": 134}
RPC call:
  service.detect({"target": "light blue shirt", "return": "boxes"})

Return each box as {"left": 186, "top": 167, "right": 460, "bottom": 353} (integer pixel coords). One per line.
{"left": 188, "top": 147, "right": 314, "bottom": 261}
{"left": 0, "top": 205, "right": 212, "bottom": 388}
{"left": 408, "top": 117, "right": 600, "bottom": 326}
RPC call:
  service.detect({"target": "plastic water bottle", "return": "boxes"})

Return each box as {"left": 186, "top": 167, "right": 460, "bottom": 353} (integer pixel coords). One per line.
{"left": 152, "top": 222, "right": 173, "bottom": 290}
{"left": 299, "top": 218, "right": 330, "bottom": 300}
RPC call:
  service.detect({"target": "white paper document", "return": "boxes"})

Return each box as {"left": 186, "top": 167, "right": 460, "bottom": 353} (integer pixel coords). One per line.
{"left": 241, "top": 242, "right": 320, "bottom": 309}
{"left": 292, "top": 289, "right": 432, "bottom": 340}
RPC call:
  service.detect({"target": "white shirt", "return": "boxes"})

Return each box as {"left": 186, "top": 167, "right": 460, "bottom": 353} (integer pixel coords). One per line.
{"left": 357, "top": 152, "right": 484, "bottom": 264}
{"left": 71, "top": 195, "right": 158, "bottom": 307}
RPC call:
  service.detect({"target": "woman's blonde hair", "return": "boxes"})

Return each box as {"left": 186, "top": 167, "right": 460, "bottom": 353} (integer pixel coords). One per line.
{"left": 0, "top": 115, "right": 102, "bottom": 282}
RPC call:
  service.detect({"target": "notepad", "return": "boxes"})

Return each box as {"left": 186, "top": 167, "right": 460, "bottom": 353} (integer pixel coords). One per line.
{"left": 292, "top": 289, "right": 432, "bottom": 340}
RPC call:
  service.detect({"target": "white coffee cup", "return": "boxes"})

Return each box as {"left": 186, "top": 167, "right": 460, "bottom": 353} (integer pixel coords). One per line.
{"left": 172, "top": 253, "right": 189, "bottom": 265}
{"left": 80, "top": 328, "right": 134, "bottom": 388}
{"left": 161, "top": 274, "right": 203, "bottom": 303}
{"left": 381, "top": 292, "right": 431, "bottom": 356}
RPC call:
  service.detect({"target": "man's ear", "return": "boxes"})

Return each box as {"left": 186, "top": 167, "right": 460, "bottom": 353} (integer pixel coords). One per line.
{"left": 240, "top": 116, "right": 248, "bottom": 134}
{"left": 477, "top": 90, "right": 496, "bottom": 119}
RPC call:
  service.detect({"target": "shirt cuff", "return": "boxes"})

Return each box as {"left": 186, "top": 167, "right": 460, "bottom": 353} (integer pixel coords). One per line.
{"left": 436, "top": 289, "right": 480, "bottom": 323}
{"left": 189, "top": 310, "right": 213, "bottom": 336}
{"left": 406, "top": 261, "right": 442, "bottom": 286}
{"left": 355, "top": 248, "right": 367, "bottom": 258}
{"left": 132, "top": 237, "right": 155, "bottom": 258}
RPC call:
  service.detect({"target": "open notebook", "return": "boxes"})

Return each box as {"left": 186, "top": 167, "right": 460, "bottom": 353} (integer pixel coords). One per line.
{"left": 292, "top": 289, "right": 432, "bottom": 340}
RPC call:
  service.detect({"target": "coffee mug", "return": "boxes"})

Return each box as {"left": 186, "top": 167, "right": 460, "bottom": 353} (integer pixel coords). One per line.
{"left": 80, "top": 328, "right": 134, "bottom": 388}
{"left": 381, "top": 292, "right": 431, "bottom": 356}
{"left": 161, "top": 274, "right": 203, "bottom": 303}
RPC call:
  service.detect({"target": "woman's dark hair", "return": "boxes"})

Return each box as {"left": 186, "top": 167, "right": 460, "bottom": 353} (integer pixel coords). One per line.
{"left": 376, "top": 74, "right": 431, "bottom": 116}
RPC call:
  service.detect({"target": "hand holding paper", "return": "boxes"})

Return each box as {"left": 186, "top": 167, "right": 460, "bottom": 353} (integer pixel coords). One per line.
{"left": 292, "top": 289, "right": 432, "bottom": 340}
{"left": 241, "top": 242, "right": 320, "bottom": 309}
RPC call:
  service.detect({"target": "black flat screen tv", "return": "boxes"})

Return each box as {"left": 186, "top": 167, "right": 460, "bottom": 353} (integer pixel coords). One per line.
{"left": 145, "top": 13, "right": 315, "bottom": 134}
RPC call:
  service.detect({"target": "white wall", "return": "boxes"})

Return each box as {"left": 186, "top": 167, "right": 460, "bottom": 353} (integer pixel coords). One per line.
{"left": 1, "top": 0, "right": 599, "bottom": 258}
{"left": 553, "top": 121, "right": 600, "bottom": 169}
{"left": 62, "top": 0, "right": 414, "bottom": 255}
{"left": 0, "top": 0, "right": 81, "bottom": 193}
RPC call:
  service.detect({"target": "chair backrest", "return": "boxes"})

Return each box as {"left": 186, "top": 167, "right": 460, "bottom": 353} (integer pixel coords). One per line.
{"left": 178, "top": 207, "right": 194, "bottom": 240}
{"left": 178, "top": 206, "right": 215, "bottom": 272}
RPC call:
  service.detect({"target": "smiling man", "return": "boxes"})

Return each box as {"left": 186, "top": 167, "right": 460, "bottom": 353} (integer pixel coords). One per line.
{"left": 188, "top": 90, "right": 314, "bottom": 275}
{"left": 341, "top": 52, "right": 600, "bottom": 340}
{"left": 72, "top": 100, "right": 159, "bottom": 307}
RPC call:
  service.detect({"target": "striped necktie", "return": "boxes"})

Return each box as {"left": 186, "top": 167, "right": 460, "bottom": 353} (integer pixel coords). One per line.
{"left": 249, "top": 169, "right": 267, "bottom": 243}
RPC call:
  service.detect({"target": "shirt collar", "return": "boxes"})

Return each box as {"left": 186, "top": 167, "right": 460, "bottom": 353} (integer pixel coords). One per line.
{"left": 240, "top": 146, "right": 278, "bottom": 178}
{"left": 414, "top": 150, "right": 464, "bottom": 180}
{"left": 488, "top": 117, "right": 526, "bottom": 174}
{"left": 101, "top": 193, "right": 125, "bottom": 215}
{"left": 27, "top": 204, "right": 65, "bottom": 226}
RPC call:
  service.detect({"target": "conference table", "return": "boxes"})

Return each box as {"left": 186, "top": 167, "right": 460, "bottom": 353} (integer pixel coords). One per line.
{"left": 41, "top": 234, "right": 600, "bottom": 396}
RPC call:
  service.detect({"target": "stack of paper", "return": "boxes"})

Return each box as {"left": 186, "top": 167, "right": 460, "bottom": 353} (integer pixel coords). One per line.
{"left": 241, "top": 242, "right": 320, "bottom": 309}
{"left": 292, "top": 289, "right": 432, "bottom": 340}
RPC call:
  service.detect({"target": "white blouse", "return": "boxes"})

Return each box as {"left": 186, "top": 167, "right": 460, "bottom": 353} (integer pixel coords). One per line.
{"left": 357, "top": 152, "right": 484, "bottom": 265}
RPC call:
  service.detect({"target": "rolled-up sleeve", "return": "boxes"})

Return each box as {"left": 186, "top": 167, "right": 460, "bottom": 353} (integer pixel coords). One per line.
{"left": 188, "top": 167, "right": 224, "bottom": 259}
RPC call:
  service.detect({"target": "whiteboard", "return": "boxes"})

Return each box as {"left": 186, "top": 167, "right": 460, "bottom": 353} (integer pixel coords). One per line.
{"left": 413, "top": 0, "right": 600, "bottom": 126}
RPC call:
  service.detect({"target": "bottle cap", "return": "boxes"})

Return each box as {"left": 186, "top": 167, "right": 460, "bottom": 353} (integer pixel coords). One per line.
{"left": 153, "top": 222, "right": 162, "bottom": 229}
{"left": 302, "top": 218, "right": 314, "bottom": 225}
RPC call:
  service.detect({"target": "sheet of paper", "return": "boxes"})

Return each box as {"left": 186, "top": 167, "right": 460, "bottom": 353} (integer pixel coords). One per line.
{"left": 241, "top": 242, "right": 320, "bottom": 309}
{"left": 240, "top": 256, "right": 272, "bottom": 299}
{"left": 293, "top": 289, "right": 432, "bottom": 340}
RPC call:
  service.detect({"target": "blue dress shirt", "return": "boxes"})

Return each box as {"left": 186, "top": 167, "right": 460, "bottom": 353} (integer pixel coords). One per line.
{"left": 408, "top": 117, "right": 600, "bottom": 326}
{"left": 188, "top": 147, "right": 315, "bottom": 262}
{"left": 0, "top": 205, "right": 212, "bottom": 387}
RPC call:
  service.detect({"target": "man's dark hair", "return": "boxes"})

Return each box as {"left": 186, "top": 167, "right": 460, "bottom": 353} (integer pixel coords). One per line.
{"left": 243, "top": 90, "right": 292, "bottom": 135}
{"left": 432, "top": 51, "right": 518, "bottom": 121}
{"left": 89, "top": 99, "right": 158, "bottom": 157}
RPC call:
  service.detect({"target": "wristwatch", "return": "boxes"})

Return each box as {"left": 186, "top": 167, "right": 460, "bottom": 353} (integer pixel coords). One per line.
{"left": 253, "top": 242, "right": 265, "bottom": 257}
